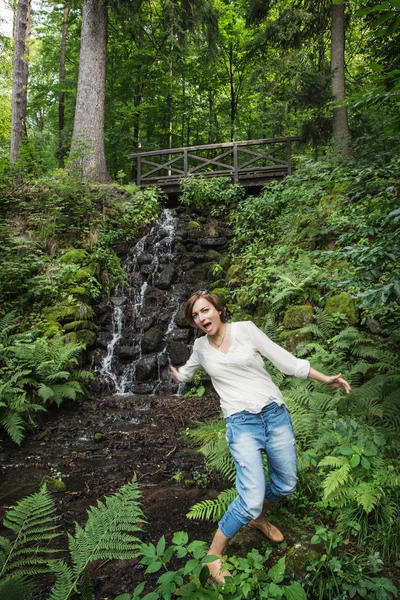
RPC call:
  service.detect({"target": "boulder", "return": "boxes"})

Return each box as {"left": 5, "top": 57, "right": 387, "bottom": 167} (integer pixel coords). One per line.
{"left": 135, "top": 355, "right": 158, "bottom": 382}
{"left": 116, "top": 345, "right": 139, "bottom": 359}
{"left": 168, "top": 341, "right": 190, "bottom": 366}
{"left": 279, "top": 329, "right": 312, "bottom": 354}
{"left": 141, "top": 327, "right": 164, "bottom": 353}
{"left": 283, "top": 305, "right": 314, "bottom": 330}
{"left": 96, "top": 332, "right": 113, "bottom": 349}
{"left": 325, "top": 292, "right": 358, "bottom": 324}
{"left": 175, "top": 306, "right": 191, "bottom": 328}
{"left": 154, "top": 265, "right": 178, "bottom": 289}
{"left": 199, "top": 237, "right": 228, "bottom": 249}
{"left": 137, "top": 252, "right": 153, "bottom": 265}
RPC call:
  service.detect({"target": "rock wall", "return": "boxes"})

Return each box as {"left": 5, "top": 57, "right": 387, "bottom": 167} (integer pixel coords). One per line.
{"left": 93, "top": 207, "right": 233, "bottom": 395}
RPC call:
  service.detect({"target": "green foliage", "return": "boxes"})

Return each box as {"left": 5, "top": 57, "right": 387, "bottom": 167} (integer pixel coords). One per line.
{"left": 180, "top": 176, "right": 245, "bottom": 215}
{"left": 120, "top": 531, "right": 307, "bottom": 599}
{"left": 0, "top": 477, "right": 145, "bottom": 600}
{"left": 0, "top": 313, "right": 93, "bottom": 444}
{"left": 184, "top": 369, "right": 206, "bottom": 397}
{"left": 305, "top": 526, "right": 398, "bottom": 600}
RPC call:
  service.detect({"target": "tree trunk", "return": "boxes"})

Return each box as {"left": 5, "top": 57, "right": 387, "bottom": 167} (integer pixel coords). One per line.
{"left": 229, "top": 43, "right": 236, "bottom": 142}
{"left": 70, "top": 0, "right": 110, "bottom": 182}
{"left": 10, "top": 0, "right": 31, "bottom": 163}
{"left": 58, "top": 5, "right": 69, "bottom": 169}
{"left": 331, "top": 2, "right": 351, "bottom": 157}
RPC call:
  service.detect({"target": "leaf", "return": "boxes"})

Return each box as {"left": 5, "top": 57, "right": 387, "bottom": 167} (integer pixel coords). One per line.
{"left": 172, "top": 532, "right": 188, "bottom": 546}
{"left": 145, "top": 561, "right": 162, "bottom": 574}
{"left": 268, "top": 557, "right": 286, "bottom": 584}
{"left": 284, "top": 581, "right": 307, "bottom": 600}
{"left": 361, "top": 457, "right": 371, "bottom": 469}
{"left": 350, "top": 454, "right": 361, "bottom": 468}
{"left": 156, "top": 536, "right": 166, "bottom": 557}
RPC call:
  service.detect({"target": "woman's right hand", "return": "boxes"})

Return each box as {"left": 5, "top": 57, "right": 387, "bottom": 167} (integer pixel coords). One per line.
{"left": 170, "top": 366, "right": 182, "bottom": 383}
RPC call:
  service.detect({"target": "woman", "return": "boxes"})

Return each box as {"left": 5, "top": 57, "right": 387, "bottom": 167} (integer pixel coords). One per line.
{"left": 170, "top": 290, "right": 351, "bottom": 583}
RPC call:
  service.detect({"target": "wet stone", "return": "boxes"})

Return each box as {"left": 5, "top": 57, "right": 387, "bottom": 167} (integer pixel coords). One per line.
{"left": 135, "top": 355, "right": 158, "bottom": 381}
{"left": 141, "top": 328, "right": 164, "bottom": 353}
{"left": 168, "top": 341, "right": 190, "bottom": 366}
{"left": 97, "top": 332, "right": 113, "bottom": 349}
{"left": 169, "top": 328, "right": 190, "bottom": 342}
{"left": 199, "top": 237, "right": 228, "bottom": 249}
{"left": 154, "top": 265, "right": 178, "bottom": 290}
{"left": 116, "top": 345, "right": 139, "bottom": 359}
{"left": 137, "top": 252, "right": 153, "bottom": 265}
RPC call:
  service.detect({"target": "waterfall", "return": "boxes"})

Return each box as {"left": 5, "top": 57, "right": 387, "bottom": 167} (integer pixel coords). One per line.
{"left": 95, "top": 206, "right": 230, "bottom": 396}
{"left": 97, "top": 209, "right": 191, "bottom": 395}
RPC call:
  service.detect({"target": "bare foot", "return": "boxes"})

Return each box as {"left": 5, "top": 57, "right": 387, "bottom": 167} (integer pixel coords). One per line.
{"left": 248, "top": 516, "right": 284, "bottom": 543}
{"left": 205, "top": 554, "right": 231, "bottom": 583}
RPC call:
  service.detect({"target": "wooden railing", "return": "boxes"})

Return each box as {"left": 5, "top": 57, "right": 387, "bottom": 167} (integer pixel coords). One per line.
{"left": 130, "top": 137, "right": 300, "bottom": 188}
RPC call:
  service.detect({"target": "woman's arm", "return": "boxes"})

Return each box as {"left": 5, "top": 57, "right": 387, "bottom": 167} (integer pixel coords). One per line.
{"left": 308, "top": 367, "right": 352, "bottom": 394}
{"left": 170, "top": 365, "right": 182, "bottom": 383}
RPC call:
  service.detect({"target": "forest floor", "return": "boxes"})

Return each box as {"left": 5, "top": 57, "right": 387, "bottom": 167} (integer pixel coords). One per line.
{"left": 0, "top": 391, "right": 294, "bottom": 597}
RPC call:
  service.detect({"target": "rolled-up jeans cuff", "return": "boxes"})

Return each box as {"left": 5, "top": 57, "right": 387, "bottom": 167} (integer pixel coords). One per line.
{"left": 218, "top": 512, "right": 244, "bottom": 539}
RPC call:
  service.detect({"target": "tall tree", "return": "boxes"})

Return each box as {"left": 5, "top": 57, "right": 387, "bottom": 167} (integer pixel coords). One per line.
{"left": 331, "top": 1, "right": 351, "bottom": 157}
{"left": 58, "top": 5, "right": 70, "bottom": 168}
{"left": 70, "top": 0, "right": 109, "bottom": 182}
{"left": 10, "top": 0, "right": 31, "bottom": 163}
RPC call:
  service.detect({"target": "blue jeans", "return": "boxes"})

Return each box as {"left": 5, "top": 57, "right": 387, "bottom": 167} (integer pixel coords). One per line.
{"left": 218, "top": 403, "right": 297, "bottom": 539}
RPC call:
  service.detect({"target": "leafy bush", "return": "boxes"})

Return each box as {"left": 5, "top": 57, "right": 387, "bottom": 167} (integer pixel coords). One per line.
{"left": 116, "top": 531, "right": 307, "bottom": 600}
{"left": 180, "top": 176, "right": 245, "bottom": 215}
{"left": 0, "top": 313, "right": 93, "bottom": 444}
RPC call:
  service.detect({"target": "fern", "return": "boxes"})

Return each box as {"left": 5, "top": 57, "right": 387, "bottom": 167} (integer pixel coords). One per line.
{"left": 0, "top": 486, "right": 61, "bottom": 579}
{"left": 0, "top": 476, "right": 145, "bottom": 600}
{"left": 187, "top": 488, "right": 237, "bottom": 522}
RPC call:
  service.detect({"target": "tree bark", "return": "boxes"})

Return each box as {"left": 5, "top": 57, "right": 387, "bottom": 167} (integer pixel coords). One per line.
{"left": 70, "top": 0, "right": 110, "bottom": 182}
{"left": 58, "top": 5, "right": 70, "bottom": 169}
{"left": 10, "top": 0, "right": 31, "bottom": 163}
{"left": 331, "top": 2, "right": 351, "bottom": 157}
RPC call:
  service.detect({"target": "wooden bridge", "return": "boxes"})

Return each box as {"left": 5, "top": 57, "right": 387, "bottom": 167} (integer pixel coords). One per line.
{"left": 130, "top": 137, "right": 300, "bottom": 192}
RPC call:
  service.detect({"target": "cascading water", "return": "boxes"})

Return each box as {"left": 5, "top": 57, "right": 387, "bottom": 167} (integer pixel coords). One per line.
{"left": 97, "top": 209, "right": 190, "bottom": 394}
{"left": 95, "top": 206, "right": 230, "bottom": 396}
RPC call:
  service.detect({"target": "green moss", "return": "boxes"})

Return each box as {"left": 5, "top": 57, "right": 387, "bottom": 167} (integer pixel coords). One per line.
{"left": 283, "top": 305, "right": 314, "bottom": 330}
{"left": 211, "top": 287, "right": 229, "bottom": 304}
{"left": 65, "top": 329, "right": 97, "bottom": 348}
{"left": 43, "top": 303, "right": 79, "bottom": 323}
{"left": 66, "top": 286, "right": 88, "bottom": 297}
{"left": 206, "top": 249, "right": 222, "bottom": 262}
{"left": 285, "top": 542, "right": 319, "bottom": 577}
{"left": 325, "top": 292, "right": 358, "bottom": 324}
{"left": 210, "top": 279, "right": 226, "bottom": 290}
{"left": 279, "top": 329, "right": 312, "bottom": 353}
{"left": 63, "top": 320, "right": 98, "bottom": 333}
{"left": 226, "top": 264, "right": 243, "bottom": 288}
{"left": 188, "top": 220, "right": 201, "bottom": 231}
{"left": 219, "top": 255, "right": 231, "bottom": 271}
{"left": 74, "top": 264, "right": 97, "bottom": 281}
{"left": 41, "top": 476, "right": 66, "bottom": 492}
{"left": 59, "top": 249, "right": 91, "bottom": 265}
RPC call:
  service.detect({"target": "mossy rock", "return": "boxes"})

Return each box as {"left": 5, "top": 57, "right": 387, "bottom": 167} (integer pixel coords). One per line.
{"left": 65, "top": 329, "right": 97, "bottom": 348}
{"left": 63, "top": 320, "right": 99, "bottom": 333}
{"left": 211, "top": 288, "right": 229, "bottom": 304}
{"left": 43, "top": 303, "right": 80, "bottom": 324}
{"left": 188, "top": 221, "right": 201, "bottom": 231}
{"left": 74, "top": 264, "right": 97, "bottom": 281}
{"left": 279, "top": 329, "right": 312, "bottom": 353}
{"left": 285, "top": 541, "right": 319, "bottom": 577}
{"left": 66, "top": 286, "right": 88, "bottom": 297}
{"left": 325, "top": 292, "right": 357, "bottom": 324}
{"left": 210, "top": 279, "right": 227, "bottom": 290}
{"left": 41, "top": 476, "right": 66, "bottom": 492}
{"left": 60, "top": 249, "right": 91, "bottom": 265}
{"left": 283, "top": 305, "right": 314, "bottom": 330}
{"left": 206, "top": 249, "right": 222, "bottom": 262}
{"left": 226, "top": 264, "right": 243, "bottom": 288}
{"left": 219, "top": 255, "right": 231, "bottom": 271}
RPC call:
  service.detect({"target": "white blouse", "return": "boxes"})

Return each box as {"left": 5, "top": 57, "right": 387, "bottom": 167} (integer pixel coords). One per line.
{"left": 177, "top": 320, "right": 310, "bottom": 417}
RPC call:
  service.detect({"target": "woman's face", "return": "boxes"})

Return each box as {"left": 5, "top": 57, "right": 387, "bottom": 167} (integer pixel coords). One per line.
{"left": 191, "top": 297, "right": 223, "bottom": 336}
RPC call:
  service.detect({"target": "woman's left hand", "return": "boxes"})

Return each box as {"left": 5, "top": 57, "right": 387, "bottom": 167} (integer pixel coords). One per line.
{"left": 325, "top": 373, "right": 352, "bottom": 394}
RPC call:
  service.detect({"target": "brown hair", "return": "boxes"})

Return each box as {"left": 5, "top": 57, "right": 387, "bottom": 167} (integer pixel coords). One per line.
{"left": 184, "top": 290, "right": 227, "bottom": 327}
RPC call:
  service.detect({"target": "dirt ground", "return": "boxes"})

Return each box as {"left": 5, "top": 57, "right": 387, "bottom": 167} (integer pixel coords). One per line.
{"left": 0, "top": 392, "right": 229, "bottom": 597}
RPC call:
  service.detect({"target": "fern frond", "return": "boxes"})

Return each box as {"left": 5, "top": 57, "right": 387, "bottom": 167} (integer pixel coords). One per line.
{"left": 321, "top": 464, "right": 351, "bottom": 500}
{"left": 0, "top": 486, "right": 61, "bottom": 578}
{"left": 46, "top": 560, "right": 75, "bottom": 600}
{"left": 68, "top": 476, "right": 144, "bottom": 578}
{"left": 354, "top": 482, "right": 380, "bottom": 513}
{"left": 0, "top": 410, "right": 26, "bottom": 445}
{"left": 187, "top": 488, "right": 237, "bottom": 522}
{"left": 0, "top": 572, "right": 34, "bottom": 600}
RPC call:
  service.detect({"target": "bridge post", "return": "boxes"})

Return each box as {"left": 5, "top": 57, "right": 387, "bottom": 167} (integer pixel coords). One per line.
{"left": 233, "top": 143, "right": 239, "bottom": 183}
{"left": 136, "top": 155, "right": 142, "bottom": 186}
{"left": 287, "top": 140, "right": 292, "bottom": 175}
{"left": 184, "top": 148, "right": 188, "bottom": 177}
